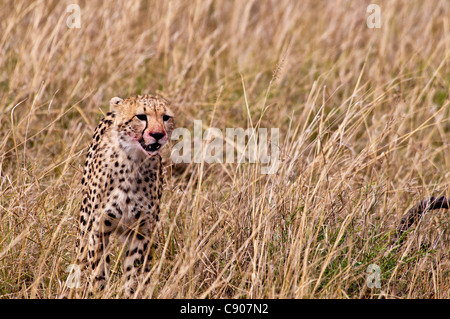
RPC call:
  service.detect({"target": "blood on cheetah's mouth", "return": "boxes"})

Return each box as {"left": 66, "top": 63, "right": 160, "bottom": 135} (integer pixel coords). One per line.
{"left": 139, "top": 139, "right": 161, "bottom": 154}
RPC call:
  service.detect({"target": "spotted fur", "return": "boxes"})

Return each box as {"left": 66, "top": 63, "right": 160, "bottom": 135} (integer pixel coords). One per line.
{"left": 76, "top": 94, "right": 174, "bottom": 297}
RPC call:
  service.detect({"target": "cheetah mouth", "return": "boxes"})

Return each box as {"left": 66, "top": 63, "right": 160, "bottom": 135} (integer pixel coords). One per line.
{"left": 139, "top": 139, "right": 161, "bottom": 154}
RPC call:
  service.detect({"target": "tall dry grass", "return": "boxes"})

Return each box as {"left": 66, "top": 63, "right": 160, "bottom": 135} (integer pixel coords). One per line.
{"left": 0, "top": 0, "right": 449, "bottom": 298}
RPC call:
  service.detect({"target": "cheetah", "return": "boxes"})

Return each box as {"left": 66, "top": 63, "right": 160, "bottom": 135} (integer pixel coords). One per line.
{"left": 75, "top": 94, "right": 174, "bottom": 297}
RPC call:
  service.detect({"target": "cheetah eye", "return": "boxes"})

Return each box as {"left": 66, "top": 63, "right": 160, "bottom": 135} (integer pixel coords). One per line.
{"left": 162, "top": 115, "right": 171, "bottom": 122}
{"left": 136, "top": 114, "right": 147, "bottom": 121}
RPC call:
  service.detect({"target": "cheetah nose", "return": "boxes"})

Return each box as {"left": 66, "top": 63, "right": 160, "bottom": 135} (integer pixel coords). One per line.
{"left": 150, "top": 132, "right": 165, "bottom": 141}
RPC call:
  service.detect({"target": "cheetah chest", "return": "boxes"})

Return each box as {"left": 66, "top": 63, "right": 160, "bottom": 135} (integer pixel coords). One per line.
{"left": 103, "top": 155, "right": 162, "bottom": 237}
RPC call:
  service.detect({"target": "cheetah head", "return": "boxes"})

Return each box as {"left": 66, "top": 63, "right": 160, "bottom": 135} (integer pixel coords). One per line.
{"left": 110, "top": 94, "right": 174, "bottom": 158}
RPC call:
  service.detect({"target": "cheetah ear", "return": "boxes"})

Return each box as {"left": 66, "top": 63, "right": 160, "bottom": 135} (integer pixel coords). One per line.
{"left": 110, "top": 97, "right": 123, "bottom": 112}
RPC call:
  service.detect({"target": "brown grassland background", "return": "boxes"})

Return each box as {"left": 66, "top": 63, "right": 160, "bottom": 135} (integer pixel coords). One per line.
{"left": 0, "top": 0, "right": 449, "bottom": 298}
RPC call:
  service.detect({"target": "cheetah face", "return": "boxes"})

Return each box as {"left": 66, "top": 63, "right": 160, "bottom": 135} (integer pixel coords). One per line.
{"left": 110, "top": 95, "right": 175, "bottom": 157}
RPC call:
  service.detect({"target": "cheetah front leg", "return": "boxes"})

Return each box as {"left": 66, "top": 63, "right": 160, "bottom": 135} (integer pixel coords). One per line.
{"left": 122, "top": 221, "right": 156, "bottom": 297}
{"left": 86, "top": 229, "right": 111, "bottom": 294}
